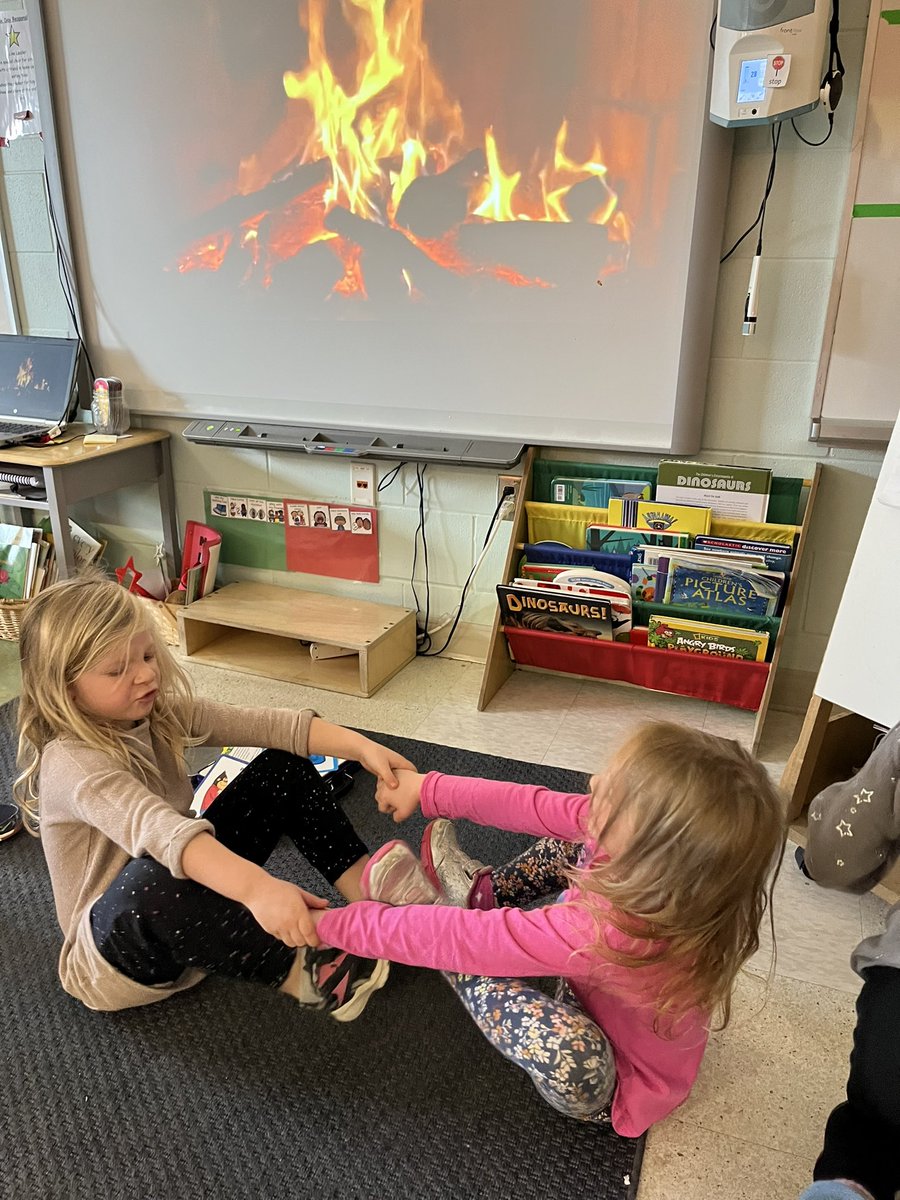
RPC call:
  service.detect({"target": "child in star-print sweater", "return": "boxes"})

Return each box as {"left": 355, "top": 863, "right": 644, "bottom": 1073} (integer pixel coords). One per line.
{"left": 803, "top": 720, "right": 900, "bottom": 1200}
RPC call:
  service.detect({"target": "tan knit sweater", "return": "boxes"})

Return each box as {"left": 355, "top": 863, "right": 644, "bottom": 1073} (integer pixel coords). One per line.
{"left": 38, "top": 699, "right": 314, "bottom": 1012}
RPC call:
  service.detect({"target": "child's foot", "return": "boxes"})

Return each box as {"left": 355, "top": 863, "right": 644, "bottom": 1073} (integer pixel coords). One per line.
{"left": 360, "top": 839, "right": 440, "bottom": 905}
{"left": 290, "top": 946, "right": 390, "bottom": 1022}
{"left": 421, "top": 819, "right": 493, "bottom": 908}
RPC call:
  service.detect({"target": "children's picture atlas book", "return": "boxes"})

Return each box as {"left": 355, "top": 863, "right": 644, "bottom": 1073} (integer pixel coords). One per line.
{"left": 191, "top": 748, "right": 345, "bottom": 815}
{"left": 660, "top": 562, "right": 782, "bottom": 617}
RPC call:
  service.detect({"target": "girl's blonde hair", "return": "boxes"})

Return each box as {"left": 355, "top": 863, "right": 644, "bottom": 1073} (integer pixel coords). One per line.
{"left": 14, "top": 572, "right": 197, "bottom": 833}
{"left": 577, "top": 721, "right": 786, "bottom": 1029}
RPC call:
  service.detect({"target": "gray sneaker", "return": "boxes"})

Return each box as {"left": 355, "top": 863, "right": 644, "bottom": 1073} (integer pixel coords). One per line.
{"left": 420, "top": 819, "right": 490, "bottom": 907}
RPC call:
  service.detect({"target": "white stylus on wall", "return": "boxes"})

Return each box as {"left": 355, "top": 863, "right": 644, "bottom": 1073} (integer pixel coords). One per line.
{"left": 742, "top": 254, "right": 761, "bottom": 336}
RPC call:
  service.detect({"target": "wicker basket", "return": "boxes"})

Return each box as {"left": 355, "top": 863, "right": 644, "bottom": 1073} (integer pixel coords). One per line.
{"left": 0, "top": 594, "right": 182, "bottom": 645}
{"left": 148, "top": 593, "right": 182, "bottom": 647}
{"left": 0, "top": 598, "right": 28, "bottom": 641}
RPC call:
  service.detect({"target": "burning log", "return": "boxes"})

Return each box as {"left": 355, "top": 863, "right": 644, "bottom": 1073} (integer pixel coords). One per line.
{"left": 180, "top": 160, "right": 330, "bottom": 242}
{"left": 393, "top": 148, "right": 487, "bottom": 239}
{"left": 323, "top": 206, "right": 460, "bottom": 302}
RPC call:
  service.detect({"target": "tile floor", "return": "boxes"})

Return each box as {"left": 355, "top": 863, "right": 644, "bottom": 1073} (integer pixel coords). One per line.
{"left": 1, "top": 643, "right": 889, "bottom": 1200}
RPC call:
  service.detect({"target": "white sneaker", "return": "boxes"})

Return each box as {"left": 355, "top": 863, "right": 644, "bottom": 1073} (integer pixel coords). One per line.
{"left": 360, "top": 839, "right": 441, "bottom": 905}
{"left": 420, "top": 819, "right": 490, "bottom": 907}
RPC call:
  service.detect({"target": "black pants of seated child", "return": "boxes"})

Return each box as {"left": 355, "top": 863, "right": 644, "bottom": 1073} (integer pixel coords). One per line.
{"left": 90, "top": 750, "right": 368, "bottom": 989}
{"left": 814, "top": 964, "right": 900, "bottom": 1200}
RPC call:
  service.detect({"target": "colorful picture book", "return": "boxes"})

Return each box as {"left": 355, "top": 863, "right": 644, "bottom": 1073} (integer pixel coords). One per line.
{"left": 585, "top": 524, "right": 690, "bottom": 554}
{"left": 180, "top": 521, "right": 221, "bottom": 599}
{"left": 191, "top": 747, "right": 346, "bottom": 815}
{"left": 0, "top": 519, "right": 102, "bottom": 600}
{"left": 660, "top": 562, "right": 782, "bottom": 617}
{"left": 607, "top": 498, "right": 712, "bottom": 537}
{"left": 693, "top": 534, "right": 793, "bottom": 573}
{"left": 630, "top": 562, "right": 658, "bottom": 602}
{"left": 655, "top": 460, "right": 772, "bottom": 522}
{"left": 551, "top": 476, "right": 652, "bottom": 507}
{"left": 647, "top": 614, "right": 769, "bottom": 662}
{"left": 0, "top": 539, "right": 32, "bottom": 600}
{"left": 497, "top": 583, "right": 613, "bottom": 640}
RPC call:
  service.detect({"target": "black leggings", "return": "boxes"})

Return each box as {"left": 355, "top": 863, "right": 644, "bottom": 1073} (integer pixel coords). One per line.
{"left": 90, "top": 750, "right": 368, "bottom": 990}
{"left": 814, "top": 965, "right": 900, "bottom": 1200}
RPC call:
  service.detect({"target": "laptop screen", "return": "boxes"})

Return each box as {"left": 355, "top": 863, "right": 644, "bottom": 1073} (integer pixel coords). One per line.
{"left": 0, "top": 334, "right": 80, "bottom": 423}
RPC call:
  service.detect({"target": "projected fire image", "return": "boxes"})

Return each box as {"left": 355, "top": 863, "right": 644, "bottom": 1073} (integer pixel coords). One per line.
{"left": 175, "top": 0, "right": 633, "bottom": 301}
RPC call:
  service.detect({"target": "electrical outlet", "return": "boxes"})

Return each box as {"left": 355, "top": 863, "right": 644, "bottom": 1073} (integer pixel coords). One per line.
{"left": 497, "top": 474, "right": 521, "bottom": 517}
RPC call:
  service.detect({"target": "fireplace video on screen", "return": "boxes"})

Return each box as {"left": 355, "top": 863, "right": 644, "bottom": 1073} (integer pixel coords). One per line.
{"left": 171, "top": 0, "right": 684, "bottom": 311}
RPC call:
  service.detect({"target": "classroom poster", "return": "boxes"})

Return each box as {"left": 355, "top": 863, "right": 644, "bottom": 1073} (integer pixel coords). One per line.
{"left": 0, "top": 12, "right": 39, "bottom": 143}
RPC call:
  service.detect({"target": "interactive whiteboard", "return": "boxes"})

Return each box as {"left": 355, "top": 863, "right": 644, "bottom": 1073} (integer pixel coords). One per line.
{"left": 40, "top": 0, "right": 730, "bottom": 450}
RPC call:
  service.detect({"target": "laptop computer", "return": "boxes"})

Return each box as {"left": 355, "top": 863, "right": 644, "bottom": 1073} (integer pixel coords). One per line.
{"left": 0, "top": 334, "right": 81, "bottom": 447}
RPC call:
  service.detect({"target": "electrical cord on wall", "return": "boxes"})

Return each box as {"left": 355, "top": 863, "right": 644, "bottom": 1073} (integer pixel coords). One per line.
{"left": 411, "top": 463, "right": 432, "bottom": 651}
{"left": 43, "top": 161, "right": 97, "bottom": 383}
{"left": 328, "top": 457, "right": 512, "bottom": 657}
{"left": 420, "top": 485, "right": 513, "bottom": 658}
{"left": 376, "top": 462, "right": 405, "bottom": 492}
{"left": 720, "top": 119, "right": 782, "bottom": 264}
{"left": 793, "top": 0, "right": 844, "bottom": 147}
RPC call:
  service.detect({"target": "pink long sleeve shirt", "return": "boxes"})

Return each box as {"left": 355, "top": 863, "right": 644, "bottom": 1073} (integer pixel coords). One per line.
{"left": 317, "top": 772, "right": 709, "bottom": 1137}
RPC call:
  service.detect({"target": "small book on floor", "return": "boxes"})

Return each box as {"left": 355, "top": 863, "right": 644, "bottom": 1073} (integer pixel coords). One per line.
{"left": 190, "top": 747, "right": 348, "bottom": 815}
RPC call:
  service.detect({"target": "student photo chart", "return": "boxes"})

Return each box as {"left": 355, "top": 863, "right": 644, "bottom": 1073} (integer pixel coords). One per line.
{"left": 44, "top": 0, "right": 724, "bottom": 449}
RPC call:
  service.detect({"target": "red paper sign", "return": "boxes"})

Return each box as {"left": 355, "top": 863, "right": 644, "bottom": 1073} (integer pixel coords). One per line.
{"left": 283, "top": 499, "right": 379, "bottom": 583}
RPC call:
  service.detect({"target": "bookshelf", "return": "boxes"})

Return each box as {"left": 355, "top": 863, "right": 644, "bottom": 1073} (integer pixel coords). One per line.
{"left": 478, "top": 450, "right": 821, "bottom": 755}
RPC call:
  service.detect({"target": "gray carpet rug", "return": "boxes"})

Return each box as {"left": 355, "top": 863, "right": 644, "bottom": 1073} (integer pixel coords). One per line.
{"left": 0, "top": 699, "right": 645, "bottom": 1200}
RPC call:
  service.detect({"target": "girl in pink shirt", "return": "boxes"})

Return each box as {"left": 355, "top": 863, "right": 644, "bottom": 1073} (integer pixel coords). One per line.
{"left": 312, "top": 722, "right": 786, "bottom": 1137}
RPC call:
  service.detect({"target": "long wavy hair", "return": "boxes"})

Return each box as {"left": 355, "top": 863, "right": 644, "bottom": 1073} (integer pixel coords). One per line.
{"left": 14, "top": 572, "right": 198, "bottom": 833}
{"left": 575, "top": 721, "right": 786, "bottom": 1030}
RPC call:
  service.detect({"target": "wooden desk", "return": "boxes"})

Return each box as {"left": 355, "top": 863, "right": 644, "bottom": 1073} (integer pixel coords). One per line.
{"left": 0, "top": 429, "right": 180, "bottom": 580}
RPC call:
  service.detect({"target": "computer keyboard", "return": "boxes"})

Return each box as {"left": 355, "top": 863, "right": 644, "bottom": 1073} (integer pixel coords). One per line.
{"left": 0, "top": 421, "right": 44, "bottom": 436}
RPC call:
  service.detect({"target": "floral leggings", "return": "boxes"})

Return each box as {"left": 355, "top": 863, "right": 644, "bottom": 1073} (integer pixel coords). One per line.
{"left": 446, "top": 837, "right": 616, "bottom": 1123}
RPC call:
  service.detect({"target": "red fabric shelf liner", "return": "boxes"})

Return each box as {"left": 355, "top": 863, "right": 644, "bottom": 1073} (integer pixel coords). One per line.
{"left": 503, "top": 626, "right": 769, "bottom": 712}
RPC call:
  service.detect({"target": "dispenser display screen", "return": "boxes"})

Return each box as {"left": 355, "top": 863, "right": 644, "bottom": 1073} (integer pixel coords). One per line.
{"left": 737, "top": 58, "right": 767, "bottom": 103}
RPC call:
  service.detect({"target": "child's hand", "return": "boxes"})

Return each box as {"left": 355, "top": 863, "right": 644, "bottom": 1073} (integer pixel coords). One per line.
{"left": 245, "top": 876, "right": 329, "bottom": 948}
{"left": 355, "top": 737, "right": 417, "bottom": 790}
{"left": 376, "top": 769, "right": 424, "bottom": 823}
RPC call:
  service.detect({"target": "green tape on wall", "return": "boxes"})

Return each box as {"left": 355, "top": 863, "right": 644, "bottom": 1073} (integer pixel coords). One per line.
{"left": 204, "top": 492, "right": 287, "bottom": 571}
{"left": 852, "top": 203, "right": 900, "bottom": 218}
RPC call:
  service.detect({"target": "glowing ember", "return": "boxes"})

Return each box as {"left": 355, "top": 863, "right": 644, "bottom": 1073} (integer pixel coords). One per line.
{"left": 175, "top": 0, "right": 631, "bottom": 298}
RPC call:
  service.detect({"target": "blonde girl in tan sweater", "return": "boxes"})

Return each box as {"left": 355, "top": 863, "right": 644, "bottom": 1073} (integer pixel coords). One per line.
{"left": 15, "top": 573, "right": 413, "bottom": 1020}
